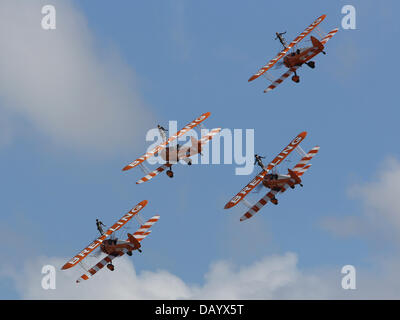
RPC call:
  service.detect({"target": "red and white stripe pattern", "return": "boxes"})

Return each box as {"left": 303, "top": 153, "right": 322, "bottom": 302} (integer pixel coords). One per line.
{"left": 133, "top": 215, "right": 160, "bottom": 241}
{"left": 136, "top": 164, "right": 172, "bottom": 184}
{"left": 199, "top": 128, "right": 221, "bottom": 146}
{"left": 320, "top": 28, "right": 338, "bottom": 45}
{"left": 62, "top": 200, "right": 148, "bottom": 270}
{"left": 248, "top": 15, "right": 326, "bottom": 81}
{"left": 225, "top": 131, "right": 307, "bottom": 209}
{"left": 264, "top": 67, "right": 298, "bottom": 93}
{"left": 240, "top": 146, "right": 319, "bottom": 221}
{"left": 76, "top": 251, "right": 124, "bottom": 283}
{"left": 123, "top": 112, "right": 211, "bottom": 171}
{"left": 76, "top": 215, "right": 160, "bottom": 283}
{"left": 240, "top": 190, "right": 279, "bottom": 221}
{"left": 292, "top": 146, "right": 320, "bottom": 176}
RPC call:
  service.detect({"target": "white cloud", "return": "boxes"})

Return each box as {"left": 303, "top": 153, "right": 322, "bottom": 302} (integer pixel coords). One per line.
{"left": 321, "top": 157, "right": 400, "bottom": 243}
{"left": 0, "top": 0, "right": 153, "bottom": 153}
{"left": 349, "top": 157, "right": 400, "bottom": 234}
{"left": 5, "top": 252, "right": 346, "bottom": 300}
{"left": 5, "top": 251, "right": 400, "bottom": 299}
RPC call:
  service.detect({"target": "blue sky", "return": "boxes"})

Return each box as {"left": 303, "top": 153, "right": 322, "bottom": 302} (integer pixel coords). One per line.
{"left": 1, "top": 0, "right": 400, "bottom": 299}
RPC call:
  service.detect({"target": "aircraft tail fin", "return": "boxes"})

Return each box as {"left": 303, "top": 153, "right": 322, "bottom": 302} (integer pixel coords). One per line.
{"left": 288, "top": 168, "right": 302, "bottom": 185}
{"left": 310, "top": 35, "right": 324, "bottom": 51}
{"left": 127, "top": 233, "right": 141, "bottom": 250}
{"left": 190, "top": 136, "right": 201, "bottom": 154}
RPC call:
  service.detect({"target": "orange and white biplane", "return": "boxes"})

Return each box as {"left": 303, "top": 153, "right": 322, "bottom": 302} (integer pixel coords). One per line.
{"left": 224, "top": 132, "right": 319, "bottom": 221}
{"left": 123, "top": 112, "right": 221, "bottom": 184}
{"left": 61, "top": 200, "right": 159, "bottom": 283}
{"left": 248, "top": 14, "right": 338, "bottom": 92}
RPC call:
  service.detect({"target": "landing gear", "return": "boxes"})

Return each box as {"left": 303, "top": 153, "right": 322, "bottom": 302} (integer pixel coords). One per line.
{"left": 138, "top": 248, "right": 142, "bottom": 253}
{"left": 306, "top": 61, "right": 315, "bottom": 69}
{"left": 127, "top": 251, "right": 132, "bottom": 256}
{"left": 291, "top": 68, "right": 300, "bottom": 83}
{"left": 300, "top": 183, "right": 303, "bottom": 187}
{"left": 107, "top": 264, "right": 115, "bottom": 271}
{"left": 290, "top": 185, "right": 295, "bottom": 189}
{"left": 187, "top": 160, "right": 192, "bottom": 166}
{"left": 271, "top": 197, "right": 278, "bottom": 205}
{"left": 166, "top": 170, "right": 174, "bottom": 178}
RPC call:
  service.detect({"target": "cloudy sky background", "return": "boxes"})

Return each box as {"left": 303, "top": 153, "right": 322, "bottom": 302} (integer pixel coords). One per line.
{"left": 1, "top": 0, "right": 400, "bottom": 299}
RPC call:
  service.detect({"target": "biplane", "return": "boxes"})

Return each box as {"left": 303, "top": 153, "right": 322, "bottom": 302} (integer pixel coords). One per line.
{"left": 123, "top": 112, "right": 221, "bottom": 184}
{"left": 61, "top": 200, "right": 159, "bottom": 283}
{"left": 248, "top": 14, "right": 338, "bottom": 92}
{"left": 224, "top": 132, "right": 319, "bottom": 221}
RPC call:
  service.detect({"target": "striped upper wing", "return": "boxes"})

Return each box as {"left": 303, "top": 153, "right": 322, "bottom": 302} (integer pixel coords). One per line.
{"left": 248, "top": 15, "right": 326, "bottom": 82}
{"left": 292, "top": 146, "right": 320, "bottom": 176}
{"left": 62, "top": 200, "right": 148, "bottom": 270}
{"left": 199, "top": 128, "right": 221, "bottom": 146}
{"left": 132, "top": 215, "right": 160, "bottom": 241}
{"left": 136, "top": 164, "right": 172, "bottom": 184}
{"left": 320, "top": 28, "right": 338, "bottom": 45}
{"left": 224, "top": 131, "right": 307, "bottom": 209}
{"left": 123, "top": 112, "right": 211, "bottom": 171}
{"left": 76, "top": 215, "right": 160, "bottom": 283}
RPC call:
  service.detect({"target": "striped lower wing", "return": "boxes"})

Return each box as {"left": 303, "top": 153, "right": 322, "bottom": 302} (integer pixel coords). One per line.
{"left": 240, "top": 190, "right": 278, "bottom": 221}
{"left": 136, "top": 164, "right": 171, "bottom": 184}
{"left": 76, "top": 250, "right": 125, "bottom": 283}
{"left": 264, "top": 67, "right": 297, "bottom": 93}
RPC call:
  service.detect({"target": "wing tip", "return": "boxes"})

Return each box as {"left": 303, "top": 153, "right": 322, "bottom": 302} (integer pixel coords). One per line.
{"left": 224, "top": 203, "right": 233, "bottom": 209}
{"left": 299, "top": 131, "right": 308, "bottom": 138}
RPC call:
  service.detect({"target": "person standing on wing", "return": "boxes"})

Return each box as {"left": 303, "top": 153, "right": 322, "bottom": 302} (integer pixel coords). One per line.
{"left": 254, "top": 154, "right": 266, "bottom": 170}
{"left": 96, "top": 219, "right": 106, "bottom": 235}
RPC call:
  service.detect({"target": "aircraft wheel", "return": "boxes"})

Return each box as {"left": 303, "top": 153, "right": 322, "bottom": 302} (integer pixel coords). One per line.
{"left": 127, "top": 251, "right": 132, "bottom": 256}
{"left": 166, "top": 170, "right": 174, "bottom": 178}
{"left": 271, "top": 198, "right": 278, "bottom": 205}
{"left": 107, "top": 264, "right": 115, "bottom": 271}
{"left": 307, "top": 61, "right": 315, "bottom": 69}
{"left": 292, "top": 75, "right": 300, "bottom": 83}
{"left": 188, "top": 160, "right": 192, "bottom": 166}
{"left": 290, "top": 185, "right": 295, "bottom": 189}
